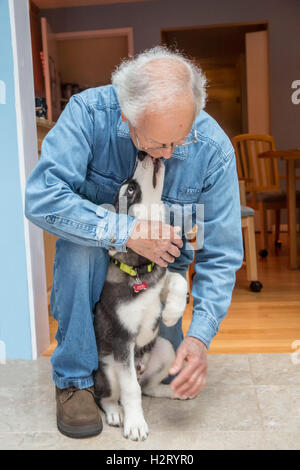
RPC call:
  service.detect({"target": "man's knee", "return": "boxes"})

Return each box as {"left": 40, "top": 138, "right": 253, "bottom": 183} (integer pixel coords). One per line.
{"left": 52, "top": 240, "right": 109, "bottom": 309}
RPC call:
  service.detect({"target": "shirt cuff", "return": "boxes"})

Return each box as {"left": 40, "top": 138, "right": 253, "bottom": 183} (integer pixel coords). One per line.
{"left": 95, "top": 207, "right": 137, "bottom": 252}
{"left": 186, "top": 311, "right": 219, "bottom": 350}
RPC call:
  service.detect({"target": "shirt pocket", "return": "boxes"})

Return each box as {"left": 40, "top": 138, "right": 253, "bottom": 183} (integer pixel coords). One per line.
{"left": 162, "top": 187, "right": 201, "bottom": 204}
{"left": 83, "top": 167, "right": 125, "bottom": 205}
{"left": 162, "top": 188, "right": 201, "bottom": 239}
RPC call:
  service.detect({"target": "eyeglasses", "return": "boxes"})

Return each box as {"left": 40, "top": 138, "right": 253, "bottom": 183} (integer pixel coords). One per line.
{"left": 132, "top": 127, "right": 198, "bottom": 152}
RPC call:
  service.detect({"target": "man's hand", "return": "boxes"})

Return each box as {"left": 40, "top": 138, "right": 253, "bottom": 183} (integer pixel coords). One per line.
{"left": 169, "top": 336, "right": 207, "bottom": 399}
{"left": 126, "top": 220, "right": 183, "bottom": 267}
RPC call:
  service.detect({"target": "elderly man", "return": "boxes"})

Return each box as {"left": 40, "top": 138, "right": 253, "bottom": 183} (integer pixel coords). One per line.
{"left": 25, "top": 46, "right": 243, "bottom": 438}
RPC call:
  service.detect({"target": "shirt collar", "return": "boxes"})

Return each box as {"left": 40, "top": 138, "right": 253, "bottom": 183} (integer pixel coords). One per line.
{"left": 116, "top": 117, "right": 189, "bottom": 160}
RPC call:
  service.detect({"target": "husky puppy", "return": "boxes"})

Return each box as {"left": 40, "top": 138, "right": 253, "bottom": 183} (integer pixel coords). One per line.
{"left": 93, "top": 152, "right": 187, "bottom": 441}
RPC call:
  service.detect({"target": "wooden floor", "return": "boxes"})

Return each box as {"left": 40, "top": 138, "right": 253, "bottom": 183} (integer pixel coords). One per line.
{"left": 44, "top": 232, "right": 300, "bottom": 357}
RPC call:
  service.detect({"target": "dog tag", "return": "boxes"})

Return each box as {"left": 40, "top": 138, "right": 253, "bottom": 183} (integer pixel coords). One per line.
{"left": 133, "top": 281, "right": 148, "bottom": 293}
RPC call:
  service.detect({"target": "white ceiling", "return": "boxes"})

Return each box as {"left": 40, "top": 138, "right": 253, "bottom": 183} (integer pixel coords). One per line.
{"left": 33, "top": 0, "right": 152, "bottom": 9}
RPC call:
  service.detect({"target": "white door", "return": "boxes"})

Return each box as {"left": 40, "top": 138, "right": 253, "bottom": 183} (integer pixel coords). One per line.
{"left": 41, "top": 17, "right": 61, "bottom": 122}
{"left": 246, "top": 30, "right": 273, "bottom": 231}
{"left": 245, "top": 30, "right": 270, "bottom": 134}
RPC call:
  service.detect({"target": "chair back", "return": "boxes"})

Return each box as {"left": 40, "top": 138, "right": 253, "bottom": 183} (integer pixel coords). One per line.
{"left": 232, "top": 134, "right": 279, "bottom": 193}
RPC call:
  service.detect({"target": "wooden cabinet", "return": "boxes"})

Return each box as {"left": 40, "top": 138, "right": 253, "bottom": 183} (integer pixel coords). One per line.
{"left": 36, "top": 118, "right": 57, "bottom": 306}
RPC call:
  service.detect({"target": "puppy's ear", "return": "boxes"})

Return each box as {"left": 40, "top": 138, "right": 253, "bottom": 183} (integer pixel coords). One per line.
{"left": 137, "top": 151, "right": 147, "bottom": 161}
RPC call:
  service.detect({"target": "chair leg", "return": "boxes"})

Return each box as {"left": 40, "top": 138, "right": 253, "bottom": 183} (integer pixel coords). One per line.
{"left": 244, "top": 216, "right": 258, "bottom": 281}
{"left": 187, "top": 256, "right": 195, "bottom": 302}
{"left": 274, "top": 209, "right": 282, "bottom": 247}
{"left": 259, "top": 202, "right": 268, "bottom": 256}
{"left": 243, "top": 216, "right": 263, "bottom": 292}
{"left": 186, "top": 271, "right": 190, "bottom": 304}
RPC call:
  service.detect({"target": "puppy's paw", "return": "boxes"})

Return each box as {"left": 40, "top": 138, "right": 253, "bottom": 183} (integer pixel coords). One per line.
{"left": 101, "top": 400, "right": 123, "bottom": 427}
{"left": 106, "top": 408, "right": 123, "bottom": 427}
{"left": 123, "top": 415, "right": 149, "bottom": 441}
{"left": 162, "top": 309, "right": 182, "bottom": 327}
{"left": 161, "top": 272, "right": 187, "bottom": 327}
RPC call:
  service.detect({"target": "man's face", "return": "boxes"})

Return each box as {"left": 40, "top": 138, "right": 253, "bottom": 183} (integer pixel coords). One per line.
{"left": 123, "top": 93, "right": 196, "bottom": 159}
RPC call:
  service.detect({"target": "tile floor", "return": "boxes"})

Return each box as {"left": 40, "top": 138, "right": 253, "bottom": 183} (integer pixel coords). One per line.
{"left": 0, "top": 353, "right": 299, "bottom": 450}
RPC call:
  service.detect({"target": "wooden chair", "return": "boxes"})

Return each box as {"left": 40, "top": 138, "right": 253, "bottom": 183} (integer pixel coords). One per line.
{"left": 239, "top": 180, "right": 262, "bottom": 292}
{"left": 232, "top": 133, "right": 300, "bottom": 257}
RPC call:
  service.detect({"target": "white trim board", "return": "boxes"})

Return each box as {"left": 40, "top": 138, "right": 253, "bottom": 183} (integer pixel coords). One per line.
{"left": 9, "top": 0, "right": 50, "bottom": 358}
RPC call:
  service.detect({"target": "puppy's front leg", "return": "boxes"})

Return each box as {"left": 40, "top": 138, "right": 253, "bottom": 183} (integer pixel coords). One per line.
{"left": 161, "top": 271, "right": 187, "bottom": 327}
{"left": 114, "top": 342, "right": 149, "bottom": 441}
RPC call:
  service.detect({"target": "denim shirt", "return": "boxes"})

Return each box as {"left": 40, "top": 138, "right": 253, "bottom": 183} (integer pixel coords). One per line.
{"left": 25, "top": 85, "right": 243, "bottom": 349}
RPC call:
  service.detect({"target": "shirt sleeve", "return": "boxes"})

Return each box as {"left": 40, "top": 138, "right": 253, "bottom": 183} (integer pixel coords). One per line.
{"left": 186, "top": 150, "right": 244, "bottom": 349}
{"left": 25, "top": 95, "right": 137, "bottom": 251}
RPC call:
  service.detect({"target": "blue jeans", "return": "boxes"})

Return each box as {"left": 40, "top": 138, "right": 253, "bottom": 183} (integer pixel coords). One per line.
{"left": 50, "top": 239, "right": 184, "bottom": 389}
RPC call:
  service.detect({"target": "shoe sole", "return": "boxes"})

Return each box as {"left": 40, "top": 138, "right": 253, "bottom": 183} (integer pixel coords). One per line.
{"left": 57, "top": 418, "right": 103, "bottom": 439}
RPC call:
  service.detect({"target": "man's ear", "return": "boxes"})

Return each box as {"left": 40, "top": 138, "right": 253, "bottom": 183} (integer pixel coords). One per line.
{"left": 121, "top": 113, "right": 128, "bottom": 123}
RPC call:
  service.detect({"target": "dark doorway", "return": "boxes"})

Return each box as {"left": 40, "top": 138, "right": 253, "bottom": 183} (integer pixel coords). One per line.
{"left": 162, "top": 22, "right": 268, "bottom": 138}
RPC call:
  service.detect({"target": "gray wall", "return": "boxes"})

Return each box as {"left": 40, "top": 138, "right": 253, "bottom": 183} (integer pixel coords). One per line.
{"left": 41, "top": 0, "right": 300, "bottom": 150}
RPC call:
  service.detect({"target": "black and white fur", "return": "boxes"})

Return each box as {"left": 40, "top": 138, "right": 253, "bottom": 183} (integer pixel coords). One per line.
{"left": 93, "top": 152, "right": 187, "bottom": 441}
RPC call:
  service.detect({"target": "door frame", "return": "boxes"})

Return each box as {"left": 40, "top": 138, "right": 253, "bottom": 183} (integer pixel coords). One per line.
{"left": 161, "top": 21, "right": 272, "bottom": 233}
{"left": 41, "top": 24, "right": 134, "bottom": 120}
{"left": 54, "top": 27, "right": 134, "bottom": 57}
{"left": 161, "top": 20, "right": 270, "bottom": 136}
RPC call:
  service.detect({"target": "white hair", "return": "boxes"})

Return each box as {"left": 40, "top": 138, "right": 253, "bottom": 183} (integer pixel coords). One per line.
{"left": 111, "top": 46, "right": 207, "bottom": 126}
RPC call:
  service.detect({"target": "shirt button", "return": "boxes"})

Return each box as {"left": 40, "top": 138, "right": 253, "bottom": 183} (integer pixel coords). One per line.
{"left": 109, "top": 237, "right": 116, "bottom": 243}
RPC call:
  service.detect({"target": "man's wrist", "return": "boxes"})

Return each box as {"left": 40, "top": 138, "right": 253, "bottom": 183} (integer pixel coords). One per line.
{"left": 186, "top": 336, "right": 208, "bottom": 350}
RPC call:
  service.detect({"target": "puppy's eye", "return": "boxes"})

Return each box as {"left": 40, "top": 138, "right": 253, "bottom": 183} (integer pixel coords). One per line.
{"left": 127, "top": 185, "right": 135, "bottom": 197}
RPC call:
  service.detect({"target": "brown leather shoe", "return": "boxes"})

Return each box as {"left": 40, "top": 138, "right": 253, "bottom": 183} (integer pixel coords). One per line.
{"left": 56, "top": 386, "right": 103, "bottom": 438}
